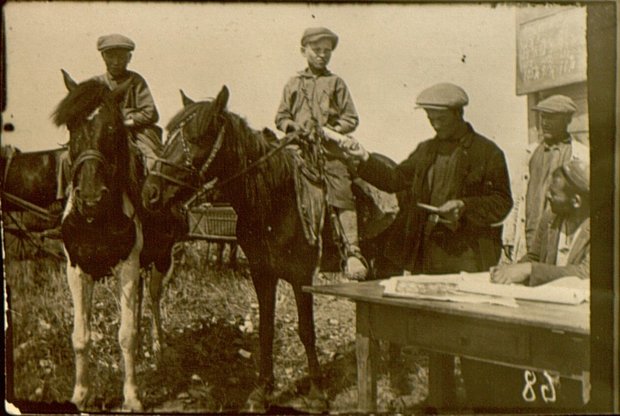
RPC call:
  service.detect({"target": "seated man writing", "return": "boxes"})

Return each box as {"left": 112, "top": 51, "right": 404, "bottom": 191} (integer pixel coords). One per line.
{"left": 491, "top": 158, "right": 589, "bottom": 285}
{"left": 461, "top": 158, "right": 590, "bottom": 410}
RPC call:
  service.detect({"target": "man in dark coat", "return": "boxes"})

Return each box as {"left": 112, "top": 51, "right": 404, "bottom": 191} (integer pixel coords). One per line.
{"left": 330, "top": 82, "right": 512, "bottom": 276}
{"left": 327, "top": 82, "right": 513, "bottom": 407}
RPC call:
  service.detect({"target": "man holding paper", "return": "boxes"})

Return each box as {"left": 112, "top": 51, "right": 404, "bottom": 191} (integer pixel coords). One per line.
{"left": 491, "top": 159, "right": 590, "bottom": 285}
{"left": 326, "top": 82, "right": 513, "bottom": 277}
{"left": 327, "top": 82, "right": 513, "bottom": 407}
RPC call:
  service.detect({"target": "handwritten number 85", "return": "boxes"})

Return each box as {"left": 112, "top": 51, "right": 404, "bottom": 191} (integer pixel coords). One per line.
{"left": 522, "top": 370, "right": 557, "bottom": 403}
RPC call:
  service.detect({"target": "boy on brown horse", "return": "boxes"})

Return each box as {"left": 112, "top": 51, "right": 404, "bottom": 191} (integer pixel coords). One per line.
{"left": 275, "top": 27, "right": 367, "bottom": 280}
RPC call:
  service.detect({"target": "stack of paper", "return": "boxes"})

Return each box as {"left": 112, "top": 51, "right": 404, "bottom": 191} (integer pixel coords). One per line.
{"left": 380, "top": 272, "right": 589, "bottom": 306}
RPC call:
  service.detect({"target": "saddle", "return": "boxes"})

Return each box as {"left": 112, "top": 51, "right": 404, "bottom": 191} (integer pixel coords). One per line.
{"left": 288, "top": 140, "right": 399, "bottom": 248}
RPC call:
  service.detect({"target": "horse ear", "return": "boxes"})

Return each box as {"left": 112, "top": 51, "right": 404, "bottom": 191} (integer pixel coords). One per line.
{"left": 180, "top": 90, "right": 194, "bottom": 107}
{"left": 213, "top": 86, "right": 230, "bottom": 113}
{"left": 61, "top": 69, "right": 77, "bottom": 91}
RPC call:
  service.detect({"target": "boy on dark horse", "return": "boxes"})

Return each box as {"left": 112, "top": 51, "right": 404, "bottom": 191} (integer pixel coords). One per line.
{"left": 57, "top": 34, "right": 162, "bottom": 199}
{"left": 275, "top": 27, "right": 367, "bottom": 280}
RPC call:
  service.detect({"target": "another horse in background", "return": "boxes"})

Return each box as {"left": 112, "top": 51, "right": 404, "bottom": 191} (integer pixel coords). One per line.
{"left": 142, "top": 86, "right": 396, "bottom": 412}
{"left": 53, "top": 70, "right": 183, "bottom": 411}
{"left": 1, "top": 146, "right": 66, "bottom": 228}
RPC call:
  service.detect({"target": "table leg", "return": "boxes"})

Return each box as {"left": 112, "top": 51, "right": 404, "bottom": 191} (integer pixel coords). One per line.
{"left": 356, "top": 302, "right": 377, "bottom": 412}
{"left": 428, "top": 352, "right": 457, "bottom": 409}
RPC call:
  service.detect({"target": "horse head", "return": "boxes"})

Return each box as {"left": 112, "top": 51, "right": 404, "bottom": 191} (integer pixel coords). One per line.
{"left": 143, "top": 85, "right": 230, "bottom": 213}
{"left": 53, "top": 70, "right": 132, "bottom": 222}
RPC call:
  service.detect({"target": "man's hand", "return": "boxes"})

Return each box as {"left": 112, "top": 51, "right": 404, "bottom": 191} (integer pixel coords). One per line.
{"left": 436, "top": 199, "right": 465, "bottom": 223}
{"left": 322, "top": 128, "right": 369, "bottom": 162}
{"left": 124, "top": 118, "right": 136, "bottom": 127}
{"left": 490, "top": 262, "right": 532, "bottom": 285}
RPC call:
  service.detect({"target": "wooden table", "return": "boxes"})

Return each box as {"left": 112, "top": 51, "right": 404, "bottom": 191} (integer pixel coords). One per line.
{"left": 304, "top": 280, "right": 590, "bottom": 411}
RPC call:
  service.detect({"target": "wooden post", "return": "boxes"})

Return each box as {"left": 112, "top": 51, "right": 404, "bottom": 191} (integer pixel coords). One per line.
{"left": 356, "top": 302, "right": 377, "bottom": 412}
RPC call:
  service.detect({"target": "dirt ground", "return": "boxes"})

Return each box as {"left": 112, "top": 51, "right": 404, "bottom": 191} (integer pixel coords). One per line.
{"left": 5, "top": 240, "right": 429, "bottom": 414}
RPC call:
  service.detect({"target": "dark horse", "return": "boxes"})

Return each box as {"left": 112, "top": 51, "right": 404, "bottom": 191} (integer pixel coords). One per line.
{"left": 1, "top": 146, "right": 65, "bottom": 227}
{"left": 53, "top": 71, "right": 183, "bottom": 411}
{"left": 142, "top": 86, "right": 395, "bottom": 412}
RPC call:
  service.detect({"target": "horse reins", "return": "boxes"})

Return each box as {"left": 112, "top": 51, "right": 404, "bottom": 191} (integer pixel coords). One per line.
{"left": 182, "top": 129, "right": 300, "bottom": 210}
{"left": 151, "top": 112, "right": 302, "bottom": 210}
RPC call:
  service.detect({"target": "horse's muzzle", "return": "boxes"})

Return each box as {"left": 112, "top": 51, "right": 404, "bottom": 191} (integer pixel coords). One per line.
{"left": 74, "top": 185, "right": 110, "bottom": 220}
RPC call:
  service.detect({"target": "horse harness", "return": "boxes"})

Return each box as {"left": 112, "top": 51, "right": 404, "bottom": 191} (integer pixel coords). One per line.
{"left": 151, "top": 114, "right": 302, "bottom": 211}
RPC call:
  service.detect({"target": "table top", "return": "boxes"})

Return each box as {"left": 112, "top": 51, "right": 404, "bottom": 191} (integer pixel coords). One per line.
{"left": 304, "top": 280, "right": 589, "bottom": 335}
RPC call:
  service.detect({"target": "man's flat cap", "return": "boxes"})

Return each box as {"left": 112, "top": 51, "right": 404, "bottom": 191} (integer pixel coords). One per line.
{"left": 532, "top": 95, "right": 577, "bottom": 114}
{"left": 301, "top": 27, "right": 338, "bottom": 49}
{"left": 560, "top": 159, "right": 590, "bottom": 194}
{"left": 97, "top": 34, "right": 135, "bottom": 52}
{"left": 415, "top": 83, "right": 469, "bottom": 109}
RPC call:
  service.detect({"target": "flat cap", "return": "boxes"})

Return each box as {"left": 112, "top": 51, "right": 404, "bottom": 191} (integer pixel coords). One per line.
{"left": 415, "top": 83, "right": 469, "bottom": 109}
{"left": 301, "top": 27, "right": 338, "bottom": 49}
{"left": 560, "top": 159, "right": 590, "bottom": 195}
{"left": 532, "top": 95, "right": 577, "bottom": 114}
{"left": 97, "top": 34, "right": 135, "bottom": 52}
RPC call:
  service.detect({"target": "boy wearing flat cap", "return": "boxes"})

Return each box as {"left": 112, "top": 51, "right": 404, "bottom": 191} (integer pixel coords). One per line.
{"left": 502, "top": 94, "right": 589, "bottom": 262}
{"left": 328, "top": 82, "right": 513, "bottom": 406}
{"left": 94, "top": 34, "right": 162, "bottom": 170}
{"left": 57, "top": 34, "right": 161, "bottom": 200}
{"left": 275, "top": 27, "right": 366, "bottom": 280}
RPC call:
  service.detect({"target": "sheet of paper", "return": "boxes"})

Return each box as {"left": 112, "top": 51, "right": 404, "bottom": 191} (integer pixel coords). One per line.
{"left": 381, "top": 272, "right": 588, "bottom": 305}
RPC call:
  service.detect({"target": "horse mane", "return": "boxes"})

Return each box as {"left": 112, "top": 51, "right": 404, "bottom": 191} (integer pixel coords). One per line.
{"left": 52, "top": 80, "right": 112, "bottom": 127}
{"left": 221, "top": 111, "right": 294, "bottom": 227}
{"left": 52, "top": 79, "right": 144, "bottom": 213}
{"left": 168, "top": 100, "right": 294, "bottom": 228}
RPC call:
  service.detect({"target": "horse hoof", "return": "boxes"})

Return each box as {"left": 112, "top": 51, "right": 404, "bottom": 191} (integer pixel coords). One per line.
{"left": 71, "top": 386, "right": 91, "bottom": 411}
{"left": 242, "top": 387, "right": 268, "bottom": 413}
{"left": 122, "top": 397, "right": 144, "bottom": 412}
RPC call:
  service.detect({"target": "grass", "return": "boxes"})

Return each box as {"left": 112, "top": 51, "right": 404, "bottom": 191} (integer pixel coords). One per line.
{"left": 5, "top": 239, "right": 429, "bottom": 413}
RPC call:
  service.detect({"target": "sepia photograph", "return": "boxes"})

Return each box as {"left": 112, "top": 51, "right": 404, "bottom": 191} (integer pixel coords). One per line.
{"left": 2, "top": 1, "right": 618, "bottom": 414}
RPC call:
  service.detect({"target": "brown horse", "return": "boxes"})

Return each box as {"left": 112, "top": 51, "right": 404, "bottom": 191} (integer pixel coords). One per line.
{"left": 53, "top": 70, "right": 184, "bottom": 411}
{"left": 142, "top": 86, "right": 395, "bottom": 412}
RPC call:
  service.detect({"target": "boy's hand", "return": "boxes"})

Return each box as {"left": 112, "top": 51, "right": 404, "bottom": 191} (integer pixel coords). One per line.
{"left": 285, "top": 121, "right": 303, "bottom": 133}
{"left": 124, "top": 118, "right": 135, "bottom": 127}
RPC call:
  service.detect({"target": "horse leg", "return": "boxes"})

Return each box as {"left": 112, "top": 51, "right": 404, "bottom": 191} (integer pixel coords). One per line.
{"left": 230, "top": 243, "right": 238, "bottom": 270}
{"left": 148, "top": 264, "right": 166, "bottom": 362}
{"left": 67, "top": 263, "right": 94, "bottom": 410}
{"left": 117, "top": 249, "right": 144, "bottom": 412}
{"left": 244, "top": 271, "right": 277, "bottom": 412}
{"left": 135, "top": 273, "right": 144, "bottom": 360}
{"left": 291, "top": 284, "right": 328, "bottom": 412}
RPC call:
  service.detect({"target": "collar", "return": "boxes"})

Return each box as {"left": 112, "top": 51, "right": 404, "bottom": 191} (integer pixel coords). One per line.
{"left": 542, "top": 134, "right": 572, "bottom": 150}
{"left": 434, "top": 122, "right": 474, "bottom": 148}
{"left": 298, "top": 67, "right": 332, "bottom": 78}
{"left": 106, "top": 71, "right": 131, "bottom": 84}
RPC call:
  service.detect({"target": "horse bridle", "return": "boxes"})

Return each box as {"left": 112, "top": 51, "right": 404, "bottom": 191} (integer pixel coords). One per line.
{"left": 70, "top": 123, "right": 111, "bottom": 184}
{"left": 151, "top": 112, "right": 301, "bottom": 211}
{"left": 150, "top": 112, "right": 226, "bottom": 193}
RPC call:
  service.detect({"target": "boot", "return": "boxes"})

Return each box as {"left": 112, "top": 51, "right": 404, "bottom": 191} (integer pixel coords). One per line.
{"left": 338, "top": 208, "right": 368, "bottom": 281}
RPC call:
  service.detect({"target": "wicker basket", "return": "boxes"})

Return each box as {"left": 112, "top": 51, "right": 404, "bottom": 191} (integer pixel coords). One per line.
{"left": 187, "top": 204, "right": 237, "bottom": 240}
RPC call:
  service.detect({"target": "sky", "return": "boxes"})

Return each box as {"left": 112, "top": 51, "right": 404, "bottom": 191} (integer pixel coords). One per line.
{"left": 2, "top": 1, "right": 548, "bottom": 175}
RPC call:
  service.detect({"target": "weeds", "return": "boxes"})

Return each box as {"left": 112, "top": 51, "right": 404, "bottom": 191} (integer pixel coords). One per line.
{"left": 5, "top": 241, "right": 428, "bottom": 413}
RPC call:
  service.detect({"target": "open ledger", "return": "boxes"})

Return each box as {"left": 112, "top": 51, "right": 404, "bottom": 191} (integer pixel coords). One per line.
{"left": 380, "top": 272, "right": 589, "bottom": 307}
